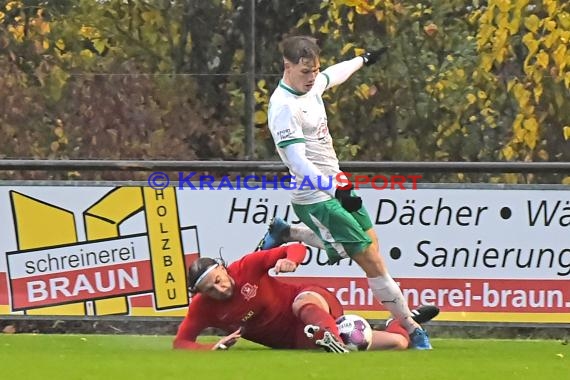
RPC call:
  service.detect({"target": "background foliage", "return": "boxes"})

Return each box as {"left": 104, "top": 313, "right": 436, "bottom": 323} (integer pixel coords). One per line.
{"left": 0, "top": 0, "right": 568, "bottom": 181}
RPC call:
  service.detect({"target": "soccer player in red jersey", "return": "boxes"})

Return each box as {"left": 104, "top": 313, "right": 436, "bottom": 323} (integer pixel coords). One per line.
{"left": 173, "top": 243, "right": 434, "bottom": 352}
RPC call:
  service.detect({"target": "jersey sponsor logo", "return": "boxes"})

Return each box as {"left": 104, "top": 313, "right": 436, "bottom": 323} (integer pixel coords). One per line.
{"left": 241, "top": 283, "right": 258, "bottom": 301}
{"left": 277, "top": 129, "right": 293, "bottom": 140}
{"left": 241, "top": 310, "right": 255, "bottom": 323}
{"left": 317, "top": 119, "right": 329, "bottom": 141}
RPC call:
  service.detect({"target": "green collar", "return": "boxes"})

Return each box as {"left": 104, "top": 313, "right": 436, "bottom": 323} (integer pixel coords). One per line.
{"left": 279, "top": 80, "right": 306, "bottom": 96}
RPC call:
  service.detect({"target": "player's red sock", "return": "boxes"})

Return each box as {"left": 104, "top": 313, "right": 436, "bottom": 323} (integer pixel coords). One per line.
{"left": 297, "top": 303, "right": 340, "bottom": 336}
{"left": 386, "top": 320, "right": 411, "bottom": 345}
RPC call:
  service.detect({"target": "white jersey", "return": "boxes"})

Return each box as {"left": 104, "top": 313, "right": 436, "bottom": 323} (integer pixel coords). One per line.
{"left": 268, "top": 73, "right": 340, "bottom": 204}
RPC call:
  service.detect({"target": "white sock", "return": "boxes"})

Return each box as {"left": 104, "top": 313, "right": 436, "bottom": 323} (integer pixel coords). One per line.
{"left": 367, "top": 275, "right": 419, "bottom": 333}
{"left": 288, "top": 225, "right": 325, "bottom": 249}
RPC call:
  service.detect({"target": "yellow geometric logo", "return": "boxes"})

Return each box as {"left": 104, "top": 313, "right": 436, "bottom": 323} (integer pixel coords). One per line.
{"left": 6, "top": 186, "right": 194, "bottom": 316}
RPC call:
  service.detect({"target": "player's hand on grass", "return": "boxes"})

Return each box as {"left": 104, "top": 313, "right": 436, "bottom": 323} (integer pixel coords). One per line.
{"left": 213, "top": 328, "right": 242, "bottom": 350}
{"left": 273, "top": 258, "right": 298, "bottom": 275}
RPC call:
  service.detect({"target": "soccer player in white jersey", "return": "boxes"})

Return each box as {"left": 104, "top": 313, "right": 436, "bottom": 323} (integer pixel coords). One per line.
{"left": 262, "top": 35, "right": 432, "bottom": 349}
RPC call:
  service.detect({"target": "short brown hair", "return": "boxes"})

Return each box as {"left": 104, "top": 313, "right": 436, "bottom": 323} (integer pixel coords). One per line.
{"left": 280, "top": 36, "right": 320, "bottom": 64}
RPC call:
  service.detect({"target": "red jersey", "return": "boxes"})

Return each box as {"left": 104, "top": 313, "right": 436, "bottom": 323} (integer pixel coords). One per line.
{"left": 173, "top": 244, "right": 310, "bottom": 350}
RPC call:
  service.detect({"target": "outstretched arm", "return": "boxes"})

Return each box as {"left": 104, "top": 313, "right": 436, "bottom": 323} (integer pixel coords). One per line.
{"left": 173, "top": 299, "right": 227, "bottom": 351}
{"left": 321, "top": 47, "right": 388, "bottom": 90}
{"left": 173, "top": 313, "right": 215, "bottom": 350}
{"left": 243, "top": 243, "right": 307, "bottom": 274}
{"left": 321, "top": 57, "right": 364, "bottom": 89}
{"left": 174, "top": 322, "right": 242, "bottom": 351}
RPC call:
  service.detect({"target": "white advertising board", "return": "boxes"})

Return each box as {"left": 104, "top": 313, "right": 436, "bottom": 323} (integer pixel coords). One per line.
{"left": 0, "top": 184, "right": 568, "bottom": 323}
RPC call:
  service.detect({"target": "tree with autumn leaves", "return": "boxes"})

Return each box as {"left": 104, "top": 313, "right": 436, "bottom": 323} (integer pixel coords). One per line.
{"left": 280, "top": 0, "right": 570, "bottom": 175}
{"left": 0, "top": 0, "right": 568, "bottom": 183}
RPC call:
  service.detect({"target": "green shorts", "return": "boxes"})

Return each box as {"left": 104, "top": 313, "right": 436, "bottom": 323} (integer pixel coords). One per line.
{"left": 292, "top": 198, "right": 373, "bottom": 264}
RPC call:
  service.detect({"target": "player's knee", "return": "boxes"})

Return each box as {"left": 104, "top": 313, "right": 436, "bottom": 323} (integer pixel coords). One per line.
{"left": 292, "top": 293, "right": 314, "bottom": 315}
{"left": 291, "top": 297, "right": 305, "bottom": 315}
{"left": 292, "top": 291, "right": 328, "bottom": 316}
{"left": 393, "top": 337, "right": 409, "bottom": 350}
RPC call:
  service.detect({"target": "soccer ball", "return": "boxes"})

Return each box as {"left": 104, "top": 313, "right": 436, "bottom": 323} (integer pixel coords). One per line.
{"left": 336, "top": 314, "right": 373, "bottom": 351}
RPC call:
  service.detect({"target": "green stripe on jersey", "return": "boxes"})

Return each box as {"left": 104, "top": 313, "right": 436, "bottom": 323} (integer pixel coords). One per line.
{"left": 277, "top": 138, "right": 305, "bottom": 148}
{"left": 322, "top": 72, "right": 330, "bottom": 89}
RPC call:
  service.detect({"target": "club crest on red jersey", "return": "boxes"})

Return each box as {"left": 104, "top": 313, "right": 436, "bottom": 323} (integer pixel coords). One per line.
{"left": 240, "top": 283, "right": 258, "bottom": 301}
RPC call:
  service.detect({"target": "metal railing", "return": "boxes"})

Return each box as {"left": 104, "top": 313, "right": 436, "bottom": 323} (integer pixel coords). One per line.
{"left": 1, "top": 159, "right": 570, "bottom": 173}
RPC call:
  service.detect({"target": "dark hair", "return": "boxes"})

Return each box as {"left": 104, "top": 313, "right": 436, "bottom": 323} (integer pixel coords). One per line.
{"left": 280, "top": 35, "right": 320, "bottom": 64}
{"left": 187, "top": 257, "right": 220, "bottom": 293}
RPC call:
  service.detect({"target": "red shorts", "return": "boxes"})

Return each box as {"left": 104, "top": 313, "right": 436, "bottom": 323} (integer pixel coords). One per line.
{"left": 291, "top": 285, "right": 344, "bottom": 349}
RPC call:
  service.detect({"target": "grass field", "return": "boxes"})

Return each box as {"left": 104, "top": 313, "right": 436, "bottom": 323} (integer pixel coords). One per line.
{"left": 0, "top": 334, "right": 568, "bottom": 380}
